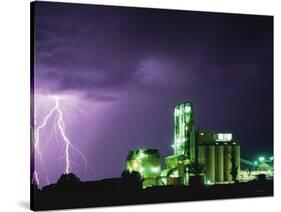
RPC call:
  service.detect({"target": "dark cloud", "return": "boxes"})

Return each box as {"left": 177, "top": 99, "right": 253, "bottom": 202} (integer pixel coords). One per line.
{"left": 82, "top": 91, "right": 119, "bottom": 102}
{"left": 35, "top": 3, "right": 272, "bottom": 96}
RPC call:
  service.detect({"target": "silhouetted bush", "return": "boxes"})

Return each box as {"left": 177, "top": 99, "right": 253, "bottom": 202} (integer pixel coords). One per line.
{"left": 57, "top": 173, "right": 81, "bottom": 185}
{"left": 121, "top": 169, "right": 142, "bottom": 189}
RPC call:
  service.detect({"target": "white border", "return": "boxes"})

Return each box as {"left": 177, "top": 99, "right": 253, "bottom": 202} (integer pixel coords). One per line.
{"left": 0, "top": 0, "right": 279, "bottom": 211}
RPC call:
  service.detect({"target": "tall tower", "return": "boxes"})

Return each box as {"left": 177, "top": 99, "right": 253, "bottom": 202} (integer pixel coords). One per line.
{"left": 173, "top": 102, "right": 195, "bottom": 159}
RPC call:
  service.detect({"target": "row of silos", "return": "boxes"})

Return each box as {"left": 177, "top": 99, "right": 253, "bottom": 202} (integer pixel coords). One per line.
{"left": 198, "top": 143, "right": 240, "bottom": 184}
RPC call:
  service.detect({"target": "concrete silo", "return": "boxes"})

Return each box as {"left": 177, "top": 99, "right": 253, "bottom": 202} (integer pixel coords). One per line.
{"left": 206, "top": 145, "right": 215, "bottom": 183}
{"left": 215, "top": 144, "right": 224, "bottom": 183}
{"left": 198, "top": 145, "right": 206, "bottom": 165}
{"left": 232, "top": 144, "right": 240, "bottom": 182}
{"left": 224, "top": 145, "right": 232, "bottom": 182}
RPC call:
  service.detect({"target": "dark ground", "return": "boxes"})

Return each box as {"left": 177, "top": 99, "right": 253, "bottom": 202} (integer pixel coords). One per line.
{"left": 31, "top": 174, "right": 273, "bottom": 211}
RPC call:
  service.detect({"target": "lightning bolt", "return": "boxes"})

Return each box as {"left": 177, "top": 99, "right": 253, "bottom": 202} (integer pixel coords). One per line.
{"left": 33, "top": 95, "right": 93, "bottom": 187}
{"left": 32, "top": 170, "right": 40, "bottom": 186}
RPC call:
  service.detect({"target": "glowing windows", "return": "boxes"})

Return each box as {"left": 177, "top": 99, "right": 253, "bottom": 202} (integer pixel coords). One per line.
{"left": 215, "top": 133, "right": 232, "bottom": 142}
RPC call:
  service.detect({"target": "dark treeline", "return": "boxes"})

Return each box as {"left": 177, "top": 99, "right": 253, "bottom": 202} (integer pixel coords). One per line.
{"left": 31, "top": 173, "right": 273, "bottom": 211}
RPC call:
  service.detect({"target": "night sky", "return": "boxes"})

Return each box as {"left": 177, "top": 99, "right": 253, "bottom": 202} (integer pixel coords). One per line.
{"left": 33, "top": 1, "right": 273, "bottom": 186}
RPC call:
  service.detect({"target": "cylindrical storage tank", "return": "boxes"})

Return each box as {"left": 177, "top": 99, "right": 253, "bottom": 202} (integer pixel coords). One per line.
{"left": 198, "top": 145, "right": 206, "bottom": 166}
{"left": 215, "top": 145, "right": 224, "bottom": 183}
{"left": 206, "top": 145, "right": 215, "bottom": 183}
{"left": 232, "top": 144, "right": 240, "bottom": 182}
{"left": 126, "top": 149, "right": 161, "bottom": 188}
{"left": 224, "top": 145, "right": 232, "bottom": 182}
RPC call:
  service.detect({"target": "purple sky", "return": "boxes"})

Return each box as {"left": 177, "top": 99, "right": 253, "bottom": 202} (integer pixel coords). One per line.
{"left": 32, "top": 1, "right": 273, "bottom": 186}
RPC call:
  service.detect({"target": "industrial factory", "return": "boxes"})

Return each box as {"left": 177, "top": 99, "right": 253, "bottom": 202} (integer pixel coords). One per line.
{"left": 125, "top": 102, "right": 273, "bottom": 188}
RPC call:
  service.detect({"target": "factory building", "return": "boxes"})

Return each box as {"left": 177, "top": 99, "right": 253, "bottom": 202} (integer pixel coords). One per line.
{"left": 240, "top": 157, "right": 273, "bottom": 182}
{"left": 161, "top": 154, "right": 189, "bottom": 185}
{"left": 161, "top": 102, "right": 195, "bottom": 185}
{"left": 125, "top": 102, "right": 241, "bottom": 188}
{"left": 126, "top": 149, "right": 161, "bottom": 188}
{"left": 173, "top": 102, "right": 195, "bottom": 159}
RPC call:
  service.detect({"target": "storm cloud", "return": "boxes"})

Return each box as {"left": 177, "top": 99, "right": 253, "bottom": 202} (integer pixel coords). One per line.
{"left": 35, "top": 3, "right": 272, "bottom": 98}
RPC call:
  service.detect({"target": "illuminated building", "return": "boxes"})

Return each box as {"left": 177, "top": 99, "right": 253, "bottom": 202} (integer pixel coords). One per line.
{"left": 161, "top": 154, "right": 189, "bottom": 185}
{"left": 163, "top": 103, "right": 242, "bottom": 186}
{"left": 126, "top": 149, "right": 161, "bottom": 188}
{"left": 240, "top": 156, "right": 273, "bottom": 182}
{"left": 172, "top": 102, "right": 195, "bottom": 159}
{"left": 161, "top": 102, "right": 196, "bottom": 185}
{"left": 125, "top": 102, "right": 243, "bottom": 187}
{"left": 197, "top": 131, "right": 240, "bottom": 184}
{"left": 251, "top": 161, "right": 273, "bottom": 179}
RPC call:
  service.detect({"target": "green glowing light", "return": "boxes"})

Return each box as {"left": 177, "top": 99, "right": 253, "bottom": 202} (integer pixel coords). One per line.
{"left": 137, "top": 151, "right": 146, "bottom": 159}
{"left": 215, "top": 133, "right": 232, "bottom": 141}
{"left": 139, "top": 167, "right": 144, "bottom": 173}
{"left": 206, "top": 180, "right": 211, "bottom": 185}
{"left": 185, "top": 105, "right": 191, "bottom": 113}
{"left": 132, "top": 162, "right": 139, "bottom": 169}
{"left": 151, "top": 167, "right": 160, "bottom": 173}
{"left": 254, "top": 161, "right": 258, "bottom": 165}
{"left": 173, "top": 103, "right": 193, "bottom": 156}
{"left": 270, "top": 156, "right": 273, "bottom": 161}
{"left": 258, "top": 156, "right": 265, "bottom": 162}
